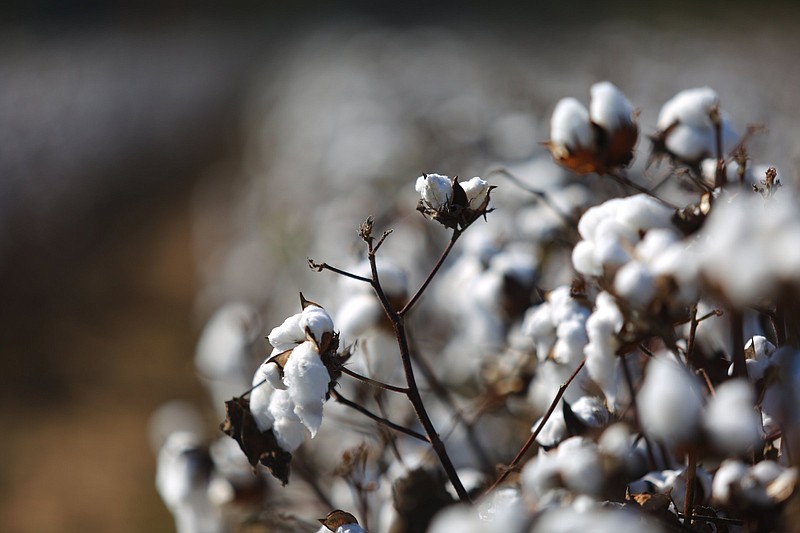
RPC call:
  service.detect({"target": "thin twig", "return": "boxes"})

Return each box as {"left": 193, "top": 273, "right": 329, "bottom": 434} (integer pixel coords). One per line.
{"left": 239, "top": 379, "right": 267, "bottom": 399}
{"left": 308, "top": 258, "right": 372, "bottom": 284}
{"left": 484, "top": 356, "right": 587, "bottom": 495}
{"left": 339, "top": 365, "right": 409, "bottom": 394}
{"left": 399, "top": 228, "right": 461, "bottom": 317}
{"left": 330, "top": 388, "right": 428, "bottom": 442}
{"left": 684, "top": 447, "right": 698, "bottom": 527}
{"left": 489, "top": 168, "right": 579, "bottom": 228}
{"left": 608, "top": 169, "right": 679, "bottom": 209}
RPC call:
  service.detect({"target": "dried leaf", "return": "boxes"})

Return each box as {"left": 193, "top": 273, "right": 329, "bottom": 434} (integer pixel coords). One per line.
{"left": 220, "top": 397, "right": 292, "bottom": 485}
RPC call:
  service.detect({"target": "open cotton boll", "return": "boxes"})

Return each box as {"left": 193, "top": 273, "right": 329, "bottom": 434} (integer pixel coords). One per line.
{"left": 656, "top": 87, "right": 738, "bottom": 163}
{"left": 550, "top": 97, "right": 594, "bottom": 151}
{"left": 336, "top": 293, "right": 383, "bottom": 342}
{"left": 585, "top": 293, "right": 624, "bottom": 409}
{"left": 712, "top": 460, "right": 749, "bottom": 504}
{"left": 283, "top": 341, "right": 330, "bottom": 437}
{"left": 268, "top": 389, "right": 307, "bottom": 452}
{"left": 557, "top": 437, "right": 605, "bottom": 496}
{"left": 614, "top": 261, "right": 656, "bottom": 309}
{"left": 532, "top": 507, "right": 666, "bottom": 533}
{"left": 460, "top": 176, "right": 490, "bottom": 208}
{"left": 250, "top": 366, "right": 276, "bottom": 432}
{"left": 268, "top": 311, "right": 306, "bottom": 353}
{"left": 156, "top": 431, "right": 206, "bottom": 509}
{"left": 262, "top": 362, "right": 286, "bottom": 390}
{"left": 299, "top": 305, "right": 334, "bottom": 346}
{"left": 704, "top": 378, "right": 761, "bottom": 454}
{"left": 638, "top": 356, "right": 704, "bottom": 445}
{"left": 590, "top": 81, "right": 635, "bottom": 132}
{"left": 415, "top": 173, "right": 453, "bottom": 210}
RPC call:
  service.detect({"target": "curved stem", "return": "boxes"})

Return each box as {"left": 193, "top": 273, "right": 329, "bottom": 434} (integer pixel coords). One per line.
{"left": 484, "top": 356, "right": 586, "bottom": 495}
{"left": 608, "top": 169, "right": 679, "bottom": 209}
{"left": 399, "top": 229, "right": 461, "bottom": 317}
{"left": 339, "top": 365, "right": 409, "bottom": 394}
{"left": 330, "top": 388, "right": 427, "bottom": 442}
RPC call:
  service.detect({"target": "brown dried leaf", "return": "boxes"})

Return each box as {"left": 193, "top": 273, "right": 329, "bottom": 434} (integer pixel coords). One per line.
{"left": 220, "top": 397, "right": 292, "bottom": 485}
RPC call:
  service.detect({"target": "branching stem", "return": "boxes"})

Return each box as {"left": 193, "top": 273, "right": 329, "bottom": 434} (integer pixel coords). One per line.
{"left": 339, "top": 365, "right": 409, "bottom": 394}
{"left": 399, "top": 228, "right": 461, "bottom": 317}
{"left": 330, "top": 388, "right": 427, "bottom": 442}
{"left": 484, "top": 356, "right": 586, "bottom": 495}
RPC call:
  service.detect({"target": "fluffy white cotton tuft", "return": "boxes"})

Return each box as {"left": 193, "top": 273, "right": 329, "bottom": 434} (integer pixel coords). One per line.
{"left": 460, "top": 176, "right": 490, "bottom": 208}
{"left": 268, "top": 389, "right": 306, "bottom": 452}
{"left": 268, "top": 312, "right": 306, "bottom": 353}
{"left": 590, "top": 81, "right": 635, "bottom": 132}
{"left": 299, "top": 304, "right": 335, "bottom": 346}
{"left": 638, "top": 355, "right": 704, "bottom": 445}
{"left": 415, "top": 173, "right": 453, "bottom": 210}
{"left": 283, "top": 341, "right": 330, "bottom": 436}
{"left": 704, "top": 378, "right": 762, "bottom": 454}
{"left": 551, "top": 97, "right": 593, "bottom": 150}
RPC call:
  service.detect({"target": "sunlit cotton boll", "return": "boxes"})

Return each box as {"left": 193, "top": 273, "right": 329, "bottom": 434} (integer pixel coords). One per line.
{"left": 268, "top": 389, "right": 307, "bottom": 452}
{"left": 460, "top": 176, "right": 490, "bottom": 208}
{"left": 637, "top": 355, "right": 704, "bottom": 445}
{"left": 282, "top": 340, "right": 331, "bottom": 437}
{"left": 704, "top": 378, "right": 761, "bottom": 455}
{"left": 656, "top": 87, "right": 738, "bottom": 164}
{"left": 550, "top": 97, "right": 594, "bottom": 154}
{"left": 589, "top": 81, "right": 635, "bottom": 133}
{"left": 415, "top": 173, "right": 453, "bottom": 210}
{"left": 249, "top": 365, "right": 276, "bottom": 432}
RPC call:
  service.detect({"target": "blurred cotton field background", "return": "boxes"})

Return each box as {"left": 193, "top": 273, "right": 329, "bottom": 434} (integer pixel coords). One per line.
{"left": 2, "top": 2, "right": 800, "bottom": 532}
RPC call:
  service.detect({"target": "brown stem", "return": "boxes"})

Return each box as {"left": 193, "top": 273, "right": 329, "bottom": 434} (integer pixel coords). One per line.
{"left": 365, "top": 234, "right": 470, "bottom": 502}
{"left": 608, "top": 169, "right": 679, "bottom": 209}
{"left": 730, "top": 309, "right": 747, "bottom": 379}
{"left": 330, "top": 388, "right": 428, "bottom": 442}
{"left": 339, "top": 365, "right": 409, "bottom": 394}
{"left": 408, "top": 339, "right": 494, "bottom": 472}
{"left": 484, "top": 357, "right": 586, "bottom": 495}
{"left": 399, "top": 229, "right": 461, "bottom": 317}
{"left": 489, "top": 168, "right": 579, "bottom": 228}
{"left": 683, "top": 447, "right": 698, "bottom": 527}
{"left": 308, "top": 258, "right": 372, "bottom": 284}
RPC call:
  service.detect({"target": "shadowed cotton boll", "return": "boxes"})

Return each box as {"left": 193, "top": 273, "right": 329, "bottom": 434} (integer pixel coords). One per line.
{"left": 704, "top": 378, "right": 762, "bottom": 455}
{"left": 156, "top": 431, "right": 226, "bottom": 533}
{"left": 531, "top": 506, "right": 666, "bottom": 533}
{"left": 637, "top": 355, "right": 704, "bottom": 446}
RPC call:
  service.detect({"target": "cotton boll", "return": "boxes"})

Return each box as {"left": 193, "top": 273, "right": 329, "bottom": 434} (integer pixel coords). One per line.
{"left": 250, "top": 366, "right": 276, "bottom": 432}
{"left": 156, "top": 431, "right": 208, "bottom": 509}
{"left": 638, "top": 356, "right": 704, "bottom": 445}
{"left": 551, "top": 97, "right": 594, "bottom": 151}
{"left": 415, "top": 173, "right": 453, "bottom": 210}
{"left": 299, "top": 304, "right": 335, "bottom": 346}
{"left": 532, "top": 507, "right": 666, "bottom": 533}
{"left": 712, "top": 460, "right": 749, "bottom": 504}
{"left": 614, "top": 261, "right": 656, "bottom": 309}
{"left": 557, "top": 437, "right": 605, "bottom": 495}
{"left": 268, "top": 311, "right": 305, "bottom": 353}
{"left": 572, "top": 240, "right": 602, "bottom": 277}
{"left": 521, "top": 449, "right": 562, "bottom": 499}
{"left": 704, "top": 378, "right": 761, "bottom": 454}
{"left": 590, "top": 81, "right": 634, "bottom": 132}
{"left": 585, "top": 293, "right": 624, "bottom": 408}
{"left": 657, "top": 87, "right": 718, "bottom": 130}
{"left": 262, "top": 362, "right": 286, "bottom": 390}
{"left": 460, "top": 176, "right": 490, "bottom": 208}
{"left": 283, "top": 341, "right": 330, "bottom": 436}
{"left": 268, "top": 389, "right": 306, "bottom": 452}
{"left": 336, "top": 293, "right": 383, "bottom": 342}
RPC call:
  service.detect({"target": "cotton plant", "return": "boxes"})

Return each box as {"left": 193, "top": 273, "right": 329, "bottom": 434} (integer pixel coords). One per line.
{"left": 155, "top": 76, "right": 800, "bottom": 532}
{"left": 221, "top": 296, "right": 344, "bottom": 485}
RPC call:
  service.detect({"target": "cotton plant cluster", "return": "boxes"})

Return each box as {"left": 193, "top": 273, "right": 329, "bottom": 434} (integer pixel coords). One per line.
{"left": 153, "top": 78, "right": 800, "bottom": 533}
